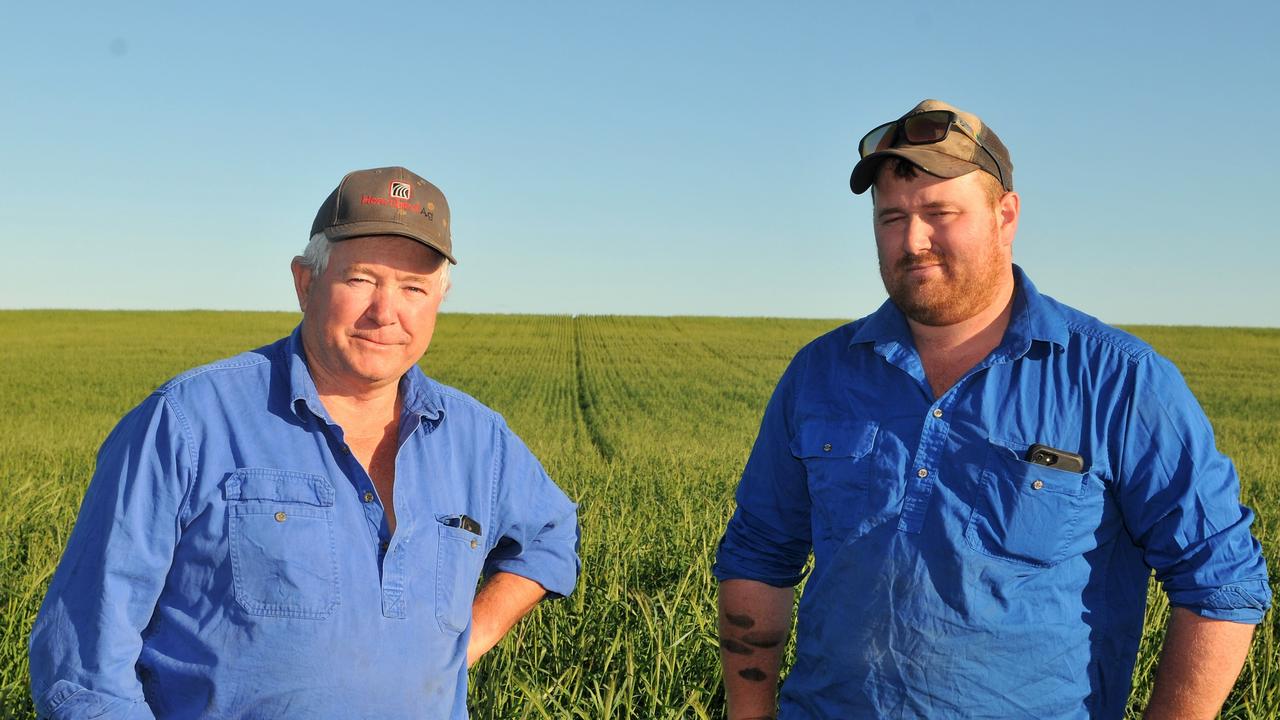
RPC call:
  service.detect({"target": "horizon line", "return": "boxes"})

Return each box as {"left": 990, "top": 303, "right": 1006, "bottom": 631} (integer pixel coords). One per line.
{"left": 1, "top": 307, "right": 1277, "bottom": 331}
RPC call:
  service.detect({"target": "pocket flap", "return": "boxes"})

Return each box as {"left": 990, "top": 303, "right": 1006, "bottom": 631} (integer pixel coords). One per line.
{"left": 224, "top": 468, "right": 335, "bottom": 506}
{"left": 792, "top": 420, "right": 878, "bottom": 459}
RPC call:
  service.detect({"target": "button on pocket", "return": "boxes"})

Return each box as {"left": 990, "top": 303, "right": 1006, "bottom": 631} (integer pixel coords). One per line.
{"left": 225, "top": 469, "right": 339, "bottom": 619}
{"left": 965, "top": 440, "right": 1101, "bottom": 568}
{"left": 791, "top": 421, "right": 879, "bottom": 542}
{"left": 435, "top": 519, "right": 482, "bottom": 634}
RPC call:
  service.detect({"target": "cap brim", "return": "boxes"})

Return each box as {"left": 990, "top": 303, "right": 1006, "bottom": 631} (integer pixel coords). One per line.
{"left": 324, "top": 222, "right": 457, "bottom": 264}
{"left": 850, "top": 148, "right": 983, "bottom": 194}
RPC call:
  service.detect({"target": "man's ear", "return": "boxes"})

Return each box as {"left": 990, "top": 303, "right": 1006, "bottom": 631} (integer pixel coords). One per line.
{"left": 997, "top": 190, "right": 1020, "bottom": 250}
{"left": 290, "top": 258, "right": 312, "bottom": 312}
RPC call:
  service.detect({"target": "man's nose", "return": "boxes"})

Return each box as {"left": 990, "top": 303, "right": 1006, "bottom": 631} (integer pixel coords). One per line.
{"left": 364, "top": 286, "right": 398, "bottom": 325}
{"left": 903, "top": 215, "right": 932, "bottom": 254}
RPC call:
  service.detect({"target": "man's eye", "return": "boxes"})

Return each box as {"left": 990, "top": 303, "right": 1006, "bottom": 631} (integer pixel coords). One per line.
{"left": 347, "top": 277, "right": 372, "bottom": 285}
{"left": 405, "top": 286, "right": 427, "bottom": 295}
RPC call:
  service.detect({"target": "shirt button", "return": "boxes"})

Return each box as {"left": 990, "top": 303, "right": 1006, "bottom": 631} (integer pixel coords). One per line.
{"left": 342, "top": 445, "right": 352, "bottom": 454}
{"left": 470, "top": 540, "right": 478, "bottom": 549}
{"left": 380, "top": 541, "right": 389, "bottom": 552}
{"left": 1032, "top": 479, "right": 1045, "bottom": 490}
{"left": 932, "top": 408, "right": 943, "bottom": 418}
{"left": 917, "top": 468, "right": 928, "bottom": 478}
{"left": 274, "top": 511, "right": 287, "bottom": 522}
{"left": 363, "top": 491, "right": 375, "bottom": 503}
{"left": 823, "top": 443, "right": 832, "bottom": 452}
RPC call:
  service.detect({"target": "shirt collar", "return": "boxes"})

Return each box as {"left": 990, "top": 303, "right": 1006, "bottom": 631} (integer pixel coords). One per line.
{"left": 848, "top": 264, "right": 1069, "bottom": 352}
{"left": 1005, "top": 264, "right": 1070, "bottom": 352}
{"left": 849, "top": 297, "right": 911, "bottom": 347}
{"left": 284, "top": 324, "right": 445, "bottom": 425}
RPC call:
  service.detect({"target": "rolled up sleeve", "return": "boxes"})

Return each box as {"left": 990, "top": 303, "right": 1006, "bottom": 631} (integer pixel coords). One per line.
{"left": 30, "top": 393, "right": 192, "bottom": 719}
{"left": 714, "top": 357, "right": 813, "bottom": 588}
{"left": 1115, "top": 354, "right": 1271, "bottom": 623}
{"left": 481, "top": 423, "right": 580, "bottom": 599}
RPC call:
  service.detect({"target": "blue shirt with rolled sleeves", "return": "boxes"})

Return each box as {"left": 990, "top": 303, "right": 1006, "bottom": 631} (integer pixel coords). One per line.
{"left": 30, "top": 326, "right": 580, "bottom": 720}
{"left": 714, "top": 266, "right": 1270, "bottom": 719}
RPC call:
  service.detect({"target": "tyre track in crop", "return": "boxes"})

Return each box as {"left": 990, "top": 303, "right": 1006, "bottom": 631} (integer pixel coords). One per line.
{"left": 572, "top": 316, "right": 615, "bottom": 463}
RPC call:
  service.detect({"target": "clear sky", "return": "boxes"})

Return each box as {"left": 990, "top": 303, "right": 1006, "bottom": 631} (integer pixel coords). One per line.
{"left": 3, "top": 1, "right": 1277, "bottom": 326}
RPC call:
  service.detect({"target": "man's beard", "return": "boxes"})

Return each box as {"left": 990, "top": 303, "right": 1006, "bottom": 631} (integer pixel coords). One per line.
{"left": 879, "top": 243, "right": 1007, "bottom": 327}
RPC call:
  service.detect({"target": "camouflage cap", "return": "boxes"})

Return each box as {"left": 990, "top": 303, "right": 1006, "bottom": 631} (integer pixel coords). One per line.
{"left": 311, "top": 166, "right": 456, "bottom": 264}
{"left": 850, "top": 99, "right": 1013, "bottom": 195}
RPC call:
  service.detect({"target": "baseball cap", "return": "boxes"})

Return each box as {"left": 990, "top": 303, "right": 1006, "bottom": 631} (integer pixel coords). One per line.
{"left": 849, "top": 99, "right": 1013, "bottom": 195}
{"left": 311, "top": 166, "right": 456, "bottom": 264}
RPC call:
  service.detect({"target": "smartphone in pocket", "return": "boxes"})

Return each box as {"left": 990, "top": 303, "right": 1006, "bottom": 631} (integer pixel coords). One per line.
{"left": 1025, "top": 444, "right": 1085, "bottom": 473}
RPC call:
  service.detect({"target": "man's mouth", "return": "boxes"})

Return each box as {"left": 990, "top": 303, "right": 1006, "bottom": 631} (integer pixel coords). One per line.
{"left": 902, "top": 262, "right": 943, "bottom": 276}
{"left": 352, "top": 335, "right": 403, "bottom": 347}
{"left": 899, "top": 255, "right": 945, "bottom": 276}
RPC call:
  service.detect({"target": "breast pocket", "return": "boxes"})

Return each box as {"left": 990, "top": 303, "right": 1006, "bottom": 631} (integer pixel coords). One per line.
{"left": 965, "top": 440, "right": 1104, "bottom": 568}
{"left": 225, "top": 469, "right": 339, "bottom": 619}
{"left": 435, "top": 518, "right": 483, "bottom": 634}
{"left": 791, "top": 420, "right": 879, "bottom": 543}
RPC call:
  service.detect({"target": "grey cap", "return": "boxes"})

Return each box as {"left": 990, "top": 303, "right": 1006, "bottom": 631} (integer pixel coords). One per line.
{"left": 311, "top": 166, "right": 456, "bottom": 264}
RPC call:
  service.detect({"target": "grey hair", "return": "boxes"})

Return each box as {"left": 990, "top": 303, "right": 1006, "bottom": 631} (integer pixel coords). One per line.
{"left": 297, "top": 233, "right": 451, "bottom": 297}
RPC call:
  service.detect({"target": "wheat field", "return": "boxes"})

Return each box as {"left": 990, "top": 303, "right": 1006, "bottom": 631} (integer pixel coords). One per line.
{"left": 2, "top": 311, "right": 1277, "bottom": 718}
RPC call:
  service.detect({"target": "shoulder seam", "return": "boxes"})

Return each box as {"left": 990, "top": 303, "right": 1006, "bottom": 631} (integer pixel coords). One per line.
{"left": 157, "top": 392, "right": 201, "bottom": 528}
{"left": 159, "top": 354, "right": 273, "bottom": 392}
{"left": 487, "top": 421, "right": 503, "bottom": 554}
{"left": 431, "top": 383, "right": 505, "bottom": 425}
{"left": 1064, "top": 321, "right": 1154, "bottom": 362}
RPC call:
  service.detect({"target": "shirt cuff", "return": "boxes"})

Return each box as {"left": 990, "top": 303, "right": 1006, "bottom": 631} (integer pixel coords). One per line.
{"left": 484, "top": 534, "right": 580, "bottom": 600}
{"left": 37, "top": 680, "right": 157, "bottom": 720}
{"left": 1168, "top": 580, "right": 1272, "bottom": 624}
{"left": 713, "top": 507, "right": 810, "bottom": 588}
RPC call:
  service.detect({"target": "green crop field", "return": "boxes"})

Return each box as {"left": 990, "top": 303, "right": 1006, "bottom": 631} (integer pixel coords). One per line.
{"left": 2, "top": 311, "right": 1278, "bottom": 718}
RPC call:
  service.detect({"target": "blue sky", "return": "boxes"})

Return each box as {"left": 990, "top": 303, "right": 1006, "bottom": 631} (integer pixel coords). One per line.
{"left": 3, "top": 1, "right": 1277, "bottom": 326}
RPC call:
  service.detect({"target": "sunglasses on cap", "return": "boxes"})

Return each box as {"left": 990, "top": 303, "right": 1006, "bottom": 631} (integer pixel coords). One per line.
{"left": 858, "top": 110, "right": 1006, "bottom": 188}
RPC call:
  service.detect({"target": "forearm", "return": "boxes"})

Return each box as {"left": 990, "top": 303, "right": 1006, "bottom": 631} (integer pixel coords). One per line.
{"left": 466, "top": 571, "right": 547, "bottom": 667}
{"left": 718, "top": 578, "right": 795, "bottom": 720}
{"left": 1143, "top": 607, "right": 1256, "bottom": 719}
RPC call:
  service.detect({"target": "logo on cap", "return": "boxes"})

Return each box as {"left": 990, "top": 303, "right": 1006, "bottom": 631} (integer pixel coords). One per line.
{"left": 389, "top": 181, "right": 412, "bottom": 201}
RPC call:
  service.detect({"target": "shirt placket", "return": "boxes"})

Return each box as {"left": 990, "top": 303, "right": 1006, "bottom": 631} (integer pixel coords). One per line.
{"left": 877, "top": 340, "right": 1022, "bottom": 535}
{"left": 319, "top": 411, "right": 413, "bottom": 619}
{"left": 898, "top": 394, "right": 956, "bottom": 534}
{"left": 326, "top": 429, "right": 389, "bottom": 555}
{"left": 380, "top": 411, "right": 429, "bottom": 620}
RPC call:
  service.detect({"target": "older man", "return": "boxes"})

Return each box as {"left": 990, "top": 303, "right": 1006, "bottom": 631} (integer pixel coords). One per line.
{"left": 30, "top": 167, "right": 579, "bottom": 719}
{"left": 714, "top": 100, "right": 1271, "bottom": 718}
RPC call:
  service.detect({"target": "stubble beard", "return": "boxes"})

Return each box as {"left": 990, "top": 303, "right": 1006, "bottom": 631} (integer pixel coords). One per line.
{"left": 879, "top": 235, "right": 1007, "bottom": 328}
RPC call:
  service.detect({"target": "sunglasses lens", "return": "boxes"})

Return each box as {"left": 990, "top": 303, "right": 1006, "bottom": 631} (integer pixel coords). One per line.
{"left": 901, "top": 111, "right": 953, "bottom": 145}
{"left": 860, "top": 121, "right": 897, "bottom": 157}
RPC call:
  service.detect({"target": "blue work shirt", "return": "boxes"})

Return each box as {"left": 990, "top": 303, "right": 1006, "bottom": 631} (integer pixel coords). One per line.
{"left": 714, "top": 267, "right": 1270, "bottom": 719}
{"left": 30, "top": 326, "right": 580, "bottom": 720}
